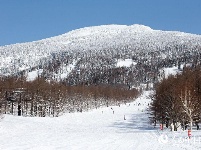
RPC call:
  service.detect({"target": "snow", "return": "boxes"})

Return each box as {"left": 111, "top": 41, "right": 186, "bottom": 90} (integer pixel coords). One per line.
{"left": 53, "top": 60, "right": 77, "bottom": 80}
{"left": 26, "top": 69, "right": 43, "bottom": 81}
{"left": 159, "top": 65, "right": 184, "bottom": 79}
{"left": 163, "top": 66, "right": 180, "bottom": 78}
{"left": 1, "top": 91, "right": 201, "bottom": 150}
{"left": 116, "top": 59, "right": 136, "bottom": 67}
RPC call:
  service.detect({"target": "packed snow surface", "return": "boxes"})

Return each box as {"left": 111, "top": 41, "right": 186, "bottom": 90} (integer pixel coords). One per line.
{"left": 1, "top": 91, "right": 201, "bottom": 150}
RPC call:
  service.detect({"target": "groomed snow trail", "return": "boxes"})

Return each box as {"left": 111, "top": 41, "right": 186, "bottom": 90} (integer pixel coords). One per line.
{"left": 1, "top": 91, "right": 201, "bottom": 150}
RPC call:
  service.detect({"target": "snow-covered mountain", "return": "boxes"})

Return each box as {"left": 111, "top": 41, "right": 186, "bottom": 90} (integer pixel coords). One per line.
{"left": 0, "top": 24, "right": 201, "bottom": 82}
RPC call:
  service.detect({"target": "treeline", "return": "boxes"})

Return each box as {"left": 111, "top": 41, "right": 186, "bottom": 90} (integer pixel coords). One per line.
{"left": 150, "top": 66, "right": 201, "bottom": 131}
{"left": 0, "top": 77, "right": 139, "bottom": 117}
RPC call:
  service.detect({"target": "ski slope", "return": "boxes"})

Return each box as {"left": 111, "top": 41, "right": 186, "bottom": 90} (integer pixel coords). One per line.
{"left": 1, "top": 91, "right": 201, "bottom": 150}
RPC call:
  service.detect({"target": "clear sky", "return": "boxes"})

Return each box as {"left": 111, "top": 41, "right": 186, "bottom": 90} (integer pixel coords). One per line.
{"left": 0, "top": 0, "right": 201, "bottom": 46}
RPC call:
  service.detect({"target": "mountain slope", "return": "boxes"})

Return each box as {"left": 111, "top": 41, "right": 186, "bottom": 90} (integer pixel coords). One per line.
{"left": 0, "top": 24, "right": 201, "bottom": 84}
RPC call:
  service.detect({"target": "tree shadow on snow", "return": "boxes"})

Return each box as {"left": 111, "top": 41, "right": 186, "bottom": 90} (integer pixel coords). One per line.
{"left": 110, "top": 113, "right": 156, "bottom": 133}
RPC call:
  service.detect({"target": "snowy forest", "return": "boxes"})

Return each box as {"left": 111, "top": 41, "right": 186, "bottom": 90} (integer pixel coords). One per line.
{"left": 1, "top": 25, "right": 201, "bottom": 122}
{"left": 0, "top": 77, "right": 139, "bottom": 117}
{"left": 150, "top": 66, "right": 201, "bottom": 131}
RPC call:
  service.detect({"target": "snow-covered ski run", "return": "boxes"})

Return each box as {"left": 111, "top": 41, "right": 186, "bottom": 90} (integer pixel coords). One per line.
{"left": 1, "top": 91, "right": 201, "bottom": 150}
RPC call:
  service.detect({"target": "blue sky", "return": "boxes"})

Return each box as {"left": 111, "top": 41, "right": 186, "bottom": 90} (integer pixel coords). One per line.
{"left": 0, "top": 0, "right": 201, "bottom": 46}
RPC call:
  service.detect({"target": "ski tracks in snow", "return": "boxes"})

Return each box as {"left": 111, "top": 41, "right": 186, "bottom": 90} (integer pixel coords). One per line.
{"left": 1, "top": 91, "right": 201, "bottom": 149}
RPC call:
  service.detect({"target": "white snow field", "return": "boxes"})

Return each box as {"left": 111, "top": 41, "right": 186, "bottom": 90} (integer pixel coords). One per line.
{"left": 1, "top": 91, "right": 201, "bottom": 150}
{"left": 116, "top": 59, "right": 137, "bottom": 68}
